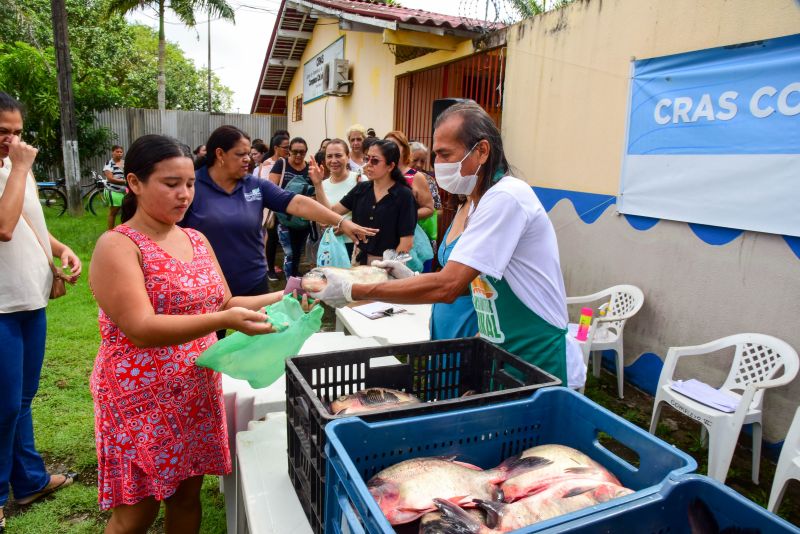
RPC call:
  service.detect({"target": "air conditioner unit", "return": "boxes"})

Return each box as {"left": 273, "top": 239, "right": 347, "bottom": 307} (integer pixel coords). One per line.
{"left": 322, "top": 58, "right": 352, "bottom": 96}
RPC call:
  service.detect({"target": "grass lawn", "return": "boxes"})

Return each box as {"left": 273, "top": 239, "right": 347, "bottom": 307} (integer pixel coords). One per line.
{"left": 4, "top": 208, "right": 226, "bottom": 533}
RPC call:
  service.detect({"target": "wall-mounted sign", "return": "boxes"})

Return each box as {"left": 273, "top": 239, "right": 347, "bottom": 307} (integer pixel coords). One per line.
{"left": 619, "top": 33, "right": 800, "bottom": 237}
{"left": 303, "top": 37, "right": 345, "bottom": 104}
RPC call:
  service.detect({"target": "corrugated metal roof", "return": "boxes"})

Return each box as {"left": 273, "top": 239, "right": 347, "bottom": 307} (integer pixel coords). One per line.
{"left": 251, "top": 0, "right": 500, "bottom": 114}
{"left": 310, "top": 0, "right": 502, "bottom": 32}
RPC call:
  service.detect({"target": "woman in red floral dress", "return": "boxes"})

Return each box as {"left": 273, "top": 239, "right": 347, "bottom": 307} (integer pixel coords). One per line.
{"left": 89, "top": 135, "right": 300, "bottom": 533}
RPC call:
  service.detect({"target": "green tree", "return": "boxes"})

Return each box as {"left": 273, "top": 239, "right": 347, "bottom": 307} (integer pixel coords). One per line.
{"left": 0, "top": 41, "right": 117, "bottom": 173}
{"left": 122, "top": 24, "right": 232, "bottom": 111}
{"left": 0, "top": 0, "right": 235, "bottom": 175}
{"left": 105, "top": 0, "right": 235, "bottom": 115}
{"left": 508, "top": 0, "right": 575, "bottom": 20}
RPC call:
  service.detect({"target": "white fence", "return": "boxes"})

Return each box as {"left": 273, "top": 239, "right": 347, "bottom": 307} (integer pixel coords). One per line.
{"left": 44, "top": 108, "right": 287, "bottom": 182}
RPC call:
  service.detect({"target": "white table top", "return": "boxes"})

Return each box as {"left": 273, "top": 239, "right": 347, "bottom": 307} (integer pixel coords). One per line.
{"left": 335, "top": 303, "right": 432, "bottom": 345}
{"left": 222, "top": 332, "right": 382, "bottom": 427}
{"left": 222, "top": 332, "right": 381, "bottom": 534}
{"left": 236, "top": 415, "right": 313, "bottom": 534}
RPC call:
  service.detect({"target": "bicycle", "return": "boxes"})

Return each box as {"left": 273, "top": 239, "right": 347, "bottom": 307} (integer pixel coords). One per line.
{"left": 37, "top": 171, "right": 113, "bottom": 216}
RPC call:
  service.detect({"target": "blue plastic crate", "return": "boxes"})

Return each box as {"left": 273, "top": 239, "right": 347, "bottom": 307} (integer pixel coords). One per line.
{"left": 323, "top": 387, "right": 697, "bottom": 534}
{"left": 538, "top": 474, "right": 800, "bottom": 533}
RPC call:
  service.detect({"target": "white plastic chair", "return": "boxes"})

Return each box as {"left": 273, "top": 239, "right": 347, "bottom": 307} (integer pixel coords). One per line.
{"left": 768, "top": 406, "right": 800, "bottom": 512}
{"left": 648, "top": 334, "right": 799, "bottom": 484}
{"left": 566, "top": 285, "right": 644, "bottom": 398}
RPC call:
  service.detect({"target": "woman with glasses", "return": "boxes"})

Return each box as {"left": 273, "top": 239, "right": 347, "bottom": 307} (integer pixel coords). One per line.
{"left": 183, "top": 127, "right": 375, "bottom": 337}
{"left": 269, "top": 137, "right": 314, "bottom": 277}
{"left": 311, "top": 139, "right": 416, "bottom": 265}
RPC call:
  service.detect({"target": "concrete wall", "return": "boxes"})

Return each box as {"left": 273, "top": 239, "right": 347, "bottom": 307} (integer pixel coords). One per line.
{"left": 286, "top": 18, "right": 476, "bottom": 149}
{"left": 502, "top": 0, "right": 800, "bottom": 441}
{"left": 503, "top": 0, "right": 800, "bottom": 194}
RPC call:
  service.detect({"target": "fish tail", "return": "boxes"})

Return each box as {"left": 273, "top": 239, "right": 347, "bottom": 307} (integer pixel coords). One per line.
{"left": 688, "top": 498, "right": 719, "bottom": 534}
{"left": 473, "top": 499, "right": 506, "bottom": 529}
{"left": 432, "top": 498, "right": 483, "bottom": 534}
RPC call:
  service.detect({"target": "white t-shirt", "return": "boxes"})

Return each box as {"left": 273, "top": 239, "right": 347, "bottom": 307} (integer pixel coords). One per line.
{"left": 0, "top": 158, "right": 53, "bottom": 313}
{"left": 349, "top": 158, "right": 363, "bottom": 173}
{"left": 450, "top": 175, "right": 569, "bottom": 328}
{"left": 322, "top": 172, "right": 358, "bottom": 243}
{"left": 449, "top": 176, "right": 584, "bottom": 387}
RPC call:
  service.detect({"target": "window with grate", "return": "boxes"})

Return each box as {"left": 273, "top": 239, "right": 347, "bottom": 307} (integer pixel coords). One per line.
{"left": 292, "top": 94, "right": 303, "bottom": 122}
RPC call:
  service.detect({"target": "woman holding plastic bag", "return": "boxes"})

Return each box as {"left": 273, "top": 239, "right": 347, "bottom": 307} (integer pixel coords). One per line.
{"left": 88, "top": 135, "right": 315, "bottom": 533}
{"left": 310, "top": 139, "right": 417, "bottom": 266}
{"left": 308, "top": 138, "right": 359, "bottom": 263}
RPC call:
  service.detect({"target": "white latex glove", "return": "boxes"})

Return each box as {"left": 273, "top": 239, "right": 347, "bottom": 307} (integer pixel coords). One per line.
{"left": 308, "top": 271, "right": 353, "bottom": 308}
{"left": 371, "top": 259, "right": 415, "bottom": 280}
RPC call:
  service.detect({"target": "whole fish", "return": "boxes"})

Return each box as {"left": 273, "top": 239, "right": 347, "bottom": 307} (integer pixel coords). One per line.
{"left": 498, "top": 444, "right": 621, "bottom": 502}
{"left": 329, "top": 387, "right": 421, "bottom": 415}
{"left": 301, "top": 266, "right": 389, "bottom": 293}
{"left": 433, "top": 479, "right": 633, "bottom": 533}
{"left": 367, "top": 456, "right": 504, "bottom": 525}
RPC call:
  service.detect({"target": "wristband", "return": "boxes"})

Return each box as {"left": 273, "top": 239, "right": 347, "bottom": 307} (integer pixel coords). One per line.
{"left": 334, "top": 215, "right": 346, "bottom": 231}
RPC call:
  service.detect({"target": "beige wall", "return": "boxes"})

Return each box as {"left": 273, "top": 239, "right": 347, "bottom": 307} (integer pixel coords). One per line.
{"left": 287, "top": 18, "right": 476, "bottom": 150}
{"left": 501, "top": 0, "right": 800, "bottom": 441}
{"left": 287, "top": 20, "right": 394, "bottom": 150}
{"left": 502, "top": 0, "right": 800, "bottom": 194}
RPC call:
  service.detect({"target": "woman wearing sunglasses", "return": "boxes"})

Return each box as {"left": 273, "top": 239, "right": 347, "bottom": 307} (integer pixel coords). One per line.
{"left": 269, "top": 137, "right": 315, "bottom": 277}
{"left": 311, "top": 139, "right": 416, "bottom": 266}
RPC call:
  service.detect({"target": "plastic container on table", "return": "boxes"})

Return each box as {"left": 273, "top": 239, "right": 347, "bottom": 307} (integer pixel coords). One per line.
{"left": 323, "top": 387, "right": 698, "bottom": 534}
{"left": 537, "top": 474, "right": 800, "bottom": 533}
{"left": 284, "top": 337, "right": 561, "bottom": 533}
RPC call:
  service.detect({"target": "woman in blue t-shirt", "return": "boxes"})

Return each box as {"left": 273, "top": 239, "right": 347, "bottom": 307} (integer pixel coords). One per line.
{"left": 182, "top": 126, "right": 375, "bottom": 311}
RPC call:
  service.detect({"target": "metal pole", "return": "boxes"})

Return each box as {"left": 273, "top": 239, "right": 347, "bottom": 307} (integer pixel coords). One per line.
{"left": 50, "top": 0, "right": 83, "bottom": 216}
{"left": 207, "top": 17, "right": 212, "bottom": 112}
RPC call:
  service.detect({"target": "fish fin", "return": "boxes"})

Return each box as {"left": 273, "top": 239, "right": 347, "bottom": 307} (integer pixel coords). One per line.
{"left": 473, "top": 499, "right": 506, "bottom": 529}
{"left": 433, "top": 498, "right": 483, "bottom": 534}
{"left": 688, "top": 499, "right": 719, "bottom": 534}
{"left": 563, "top": 466, "right": 596, "bottom": 475}
{"left": 334, "top": 407, "right": 349, "bottom": 415}
{"left": 461, "top": 389, "right": 476, "bottom": 397}
{"left": 500, "top": 455, "right": 553, "bottom": 479}
{"left": 452, "top": 460, "right": 484, "bottom": 471}
{"left": 562, "top": 485, "right": 598, "bottom": 499}
{"left": 688, "top": 498, "right": 719, "bottom": 534}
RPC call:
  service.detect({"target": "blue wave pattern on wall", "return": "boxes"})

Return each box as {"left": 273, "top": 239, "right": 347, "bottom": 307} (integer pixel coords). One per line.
{"left": 535, "top": 186, "right": 798, "bottom": 254}
{"left": 784, "top": 236, "right": 800, "bottom": 260}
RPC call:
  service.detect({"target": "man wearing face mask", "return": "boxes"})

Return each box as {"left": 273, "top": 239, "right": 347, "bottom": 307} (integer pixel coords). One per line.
{"left": 310, "top": 100, "right": 584, "bottom": 387}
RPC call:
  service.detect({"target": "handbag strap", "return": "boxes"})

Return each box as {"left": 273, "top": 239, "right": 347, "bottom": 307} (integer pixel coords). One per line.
{"left": 20, "top": 211, "right": 60, "bottom": 277}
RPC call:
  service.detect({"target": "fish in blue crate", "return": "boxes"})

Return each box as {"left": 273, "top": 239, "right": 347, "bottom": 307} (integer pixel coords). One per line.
{"left": 367, "top": 444, "right": 632, "bottom": 530}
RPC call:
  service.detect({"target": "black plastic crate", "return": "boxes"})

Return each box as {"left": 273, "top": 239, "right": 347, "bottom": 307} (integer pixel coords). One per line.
{"left": 284, "top": 337, "right": 561, "bottom": 533}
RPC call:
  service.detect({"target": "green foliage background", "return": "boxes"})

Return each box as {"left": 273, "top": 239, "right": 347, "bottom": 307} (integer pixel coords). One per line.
{"left": 0, "top": 0, "right": 233, "bottom": 173}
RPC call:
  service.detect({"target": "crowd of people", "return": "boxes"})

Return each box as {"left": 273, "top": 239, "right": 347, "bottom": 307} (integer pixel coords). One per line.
{"left": 0, "top": 90, "right": 581, "bottom": 533}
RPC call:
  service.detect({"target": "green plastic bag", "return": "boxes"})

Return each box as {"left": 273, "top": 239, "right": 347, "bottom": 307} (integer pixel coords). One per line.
{"left": 196, "top": 295, "right": 323, "bottom": 388}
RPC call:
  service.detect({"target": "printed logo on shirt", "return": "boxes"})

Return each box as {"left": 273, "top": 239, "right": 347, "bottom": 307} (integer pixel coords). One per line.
{"left": 243, "top": 188, "right": 262, "bottom": 202}
{"left": 470, "top": 275, "right": 505, "bottom": 344}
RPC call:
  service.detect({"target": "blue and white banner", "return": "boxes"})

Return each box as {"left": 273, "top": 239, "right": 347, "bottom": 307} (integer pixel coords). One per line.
{"left": 618, "top": 34, "right": 800, "bottom": 237}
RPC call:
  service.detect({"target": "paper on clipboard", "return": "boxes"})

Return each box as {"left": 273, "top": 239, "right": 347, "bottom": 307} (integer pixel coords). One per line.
{"left": 352, "top": 301, "right": 406, "bottom": 320}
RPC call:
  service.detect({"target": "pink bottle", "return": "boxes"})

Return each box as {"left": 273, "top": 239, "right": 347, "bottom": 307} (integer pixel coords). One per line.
{"left": 575, "top": 307, "right": 593, "bottom": 341}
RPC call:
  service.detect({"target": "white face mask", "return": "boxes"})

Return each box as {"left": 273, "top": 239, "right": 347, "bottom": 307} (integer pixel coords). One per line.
{"left": 434, "top": 142, "right": 482, "bottom": 195}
